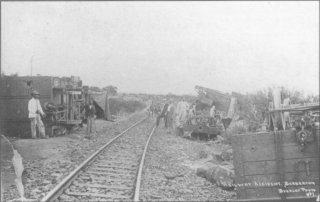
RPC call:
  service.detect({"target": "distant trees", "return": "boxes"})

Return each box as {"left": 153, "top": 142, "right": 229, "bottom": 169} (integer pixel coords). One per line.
{"left": 280, "top": 86, "right": 319, "bottom": 104}
{"left": 103, "top": 85, "right": 118, "bottom": 95}
{"left": 87, "top": 85, "right": 118, "bottom": 95}
{"left": 0, "top": 72, "right": 20, "bottom": 77}
{"left": 89, "top": 86, "right": 102, "bottom": 92}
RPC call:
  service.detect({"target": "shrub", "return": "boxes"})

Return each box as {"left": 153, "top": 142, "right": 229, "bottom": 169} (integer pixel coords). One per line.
{"left": 109, "top": 97, "right": 146, "bottom": 116}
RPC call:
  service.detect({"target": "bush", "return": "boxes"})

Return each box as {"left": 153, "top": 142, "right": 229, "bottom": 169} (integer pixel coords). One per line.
{"left": 109, "top": 97, "right": 146, "bottom": 116}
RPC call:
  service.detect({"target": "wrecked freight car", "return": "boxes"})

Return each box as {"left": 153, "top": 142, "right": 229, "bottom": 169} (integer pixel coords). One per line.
{"left": 231, "top": 88, "right": 319, "bottom": 202}
{"left": 0, "top": 75, "right": 110, "bottom": 138}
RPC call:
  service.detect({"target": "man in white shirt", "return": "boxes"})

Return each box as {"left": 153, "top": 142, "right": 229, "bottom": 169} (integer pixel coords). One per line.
{"left": 209, "top": 104, "right": 216, "bottom": 126}
{"left": 210, "top": 104, "right": 216, "bottom": 117}
{"left": 166, "top": 101, "right": 175, "bottom": 129}
{"left": 175, "top": 99, "right": 189, "bottom": 136}
{"left": 28, "top": 90, "right": 47, "bottom": 139}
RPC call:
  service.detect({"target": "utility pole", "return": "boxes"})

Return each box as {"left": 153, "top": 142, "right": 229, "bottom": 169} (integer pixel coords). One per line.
{"left": 30, "top": 55, "right": 34, "bottom": 76}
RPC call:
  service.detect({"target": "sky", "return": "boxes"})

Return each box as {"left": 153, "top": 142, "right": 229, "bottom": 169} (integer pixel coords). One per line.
{"left": 1, "top": 1, "right": 319, "bottom": 96}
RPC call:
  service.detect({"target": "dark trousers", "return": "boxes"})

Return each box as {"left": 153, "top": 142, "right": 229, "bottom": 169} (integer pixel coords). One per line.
{"left": 156, "top": 113, "right": 168, "bottom": 128}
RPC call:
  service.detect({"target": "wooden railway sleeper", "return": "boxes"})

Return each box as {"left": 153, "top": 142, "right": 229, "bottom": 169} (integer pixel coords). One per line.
{"left": 80, "top": 173, "right": 134, "bottom": 181}
{"left": 85, "top": 171, "right": 135, "bottom": 178}
{"left": 95, "top": 160, "right": 137, "bottom": 165}
{"left": 73, "top": 182, "right": 133, "bottom": 191}
{"left": 98, "top": 157, "right": 134, "bottom": 162}
{"left": 94, "top": 163, "right": 137, "bottom": 169}
{"left": 65, "top": 190, "right": 129, "bottom": 199}
{"left": 93, "top": 164, "right": 136, "bottom": 170}
{"left": 79, "top": 175, "right": 134, "bottom": 183}
{"left": 75, "top": 179, "right": 132, "bottom": 187}
{"left": 89, "top": 167, "right": 136, "bottom": 174}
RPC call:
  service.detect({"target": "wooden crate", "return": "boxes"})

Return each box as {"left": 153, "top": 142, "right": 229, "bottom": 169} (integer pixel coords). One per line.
{"left": 231, "top": 127, "right": 319, "bottom": 201}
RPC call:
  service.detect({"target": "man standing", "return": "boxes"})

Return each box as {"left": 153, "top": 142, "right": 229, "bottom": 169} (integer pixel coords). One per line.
{"left": 166, "top": 101, "right": 175, "bottom": 129}
{"left": 175, "top": 99, "right": 189, "bottom": 136}
{"left": 28, "top": 90, "right": 47, "bottom": 139}
{"left": 156, "top": 102, "right": 169, "bottom": 128}
{"left": 209, "top": 104, "right": 216, "bottom": 126}
{"left": 85, "top": 98, "right": 96, "bottom": 139}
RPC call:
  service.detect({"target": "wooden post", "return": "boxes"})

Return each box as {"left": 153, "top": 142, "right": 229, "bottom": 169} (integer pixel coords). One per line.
{"left": 227, "top": 97, "right": 237, "bottom": 119}
{"left": 273, "top": 87, "right": 283, "bottom": 130}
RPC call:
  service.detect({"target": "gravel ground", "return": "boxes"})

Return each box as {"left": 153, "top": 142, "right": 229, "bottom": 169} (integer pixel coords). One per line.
{"left": 59, "top": 118, "right": 154, "bottom": 201}
{"left": 3, "top": 112, "right": 236, "bottom": 201}
{"left": 1, "top": 112, "right": 147, "bottom": 201}
{"left": 140, "top": 125, "right": 236, "bottom": 201}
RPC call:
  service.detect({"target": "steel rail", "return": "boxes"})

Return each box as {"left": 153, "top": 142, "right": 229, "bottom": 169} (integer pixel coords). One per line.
{"left": 41, "top": 117, "right": 148, "bottom": 202}
{"left": 133, "top": 126, "right": 156, "bottom": 202}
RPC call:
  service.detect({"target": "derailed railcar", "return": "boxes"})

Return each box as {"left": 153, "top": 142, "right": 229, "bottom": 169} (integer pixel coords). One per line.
{"left": 0, "top": 75, "right": 85, "bottom": 137}
{"left": 231, "top": 127, "right": 319, "bottom": 201}
{"left": 0, "top": 75, "right": 113, "bottom": 138}
{"left": 231, "top": 88, "right": 319, "bottom": 201}
{"left": 88, "top": 90, "right": 112, "bottom": 121}
{"left": 182, "top": 86, "right": 236, "bottom": 140}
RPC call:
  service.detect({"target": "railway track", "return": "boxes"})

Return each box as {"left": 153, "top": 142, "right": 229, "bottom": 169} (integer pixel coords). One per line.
{"left": 41, "top": 117, "right": 156, "bottom": 201}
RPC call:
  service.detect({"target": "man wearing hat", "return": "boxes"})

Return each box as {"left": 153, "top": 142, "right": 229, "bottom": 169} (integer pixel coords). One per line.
{"left": 28, "top": 90, "right": 47, "bottom": 139}
{"left": 84, "top": 97, "right": 96, "bottom": 139}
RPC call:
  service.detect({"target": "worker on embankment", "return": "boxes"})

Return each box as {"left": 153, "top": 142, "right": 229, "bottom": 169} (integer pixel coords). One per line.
{"left": 84, "top": 98, "right": 96, "bottom": 139}
{"left": 166, "top": 101, "right": 176, "bottom": 129}
{"left": 28, "top": 90, "right": 48, "bottom": 139}
{"left": 156, "top": 101, "right": 170, "bottom": 128}
{"left": 175, "top": 99, "right": 190, "bottom": 136}
{"left": 209, "top": 103, "right": 216, "bottom": 126}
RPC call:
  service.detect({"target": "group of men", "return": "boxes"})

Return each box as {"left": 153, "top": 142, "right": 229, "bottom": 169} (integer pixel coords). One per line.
{"left": 153, "top": 98, "right": 217, "bottom": 135}
{"left": 28, "top": 91, "right": 217, "bottom": 139}
{"left": 155, "top": 101, "right": 175, "bottom": 128}
{"left": 28, "top": 90, "right": 96, "bottom": 139}
{"left": 151, "top": 99, "right": 193, "bottom": 133}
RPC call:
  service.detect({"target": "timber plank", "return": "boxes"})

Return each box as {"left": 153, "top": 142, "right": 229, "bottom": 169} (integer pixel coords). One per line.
{"left": 241, "top": 143, "right": 317, "bottom": 162}
{"left": 233, "top": 130, "right": 313, "bottom": 146}
{"left": 242, "top": 171, "right": 319, "bottom": 184}
{"left": 243, "top": 157, "right": 319, "bottom": 175}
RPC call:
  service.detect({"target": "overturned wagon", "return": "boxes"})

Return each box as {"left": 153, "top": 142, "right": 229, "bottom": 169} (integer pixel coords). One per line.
{"left": 183, "top": 86, "right": 236, "bottom": 140}
{"left": 0, "top": 75, "right": 110, "bottom": 138}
